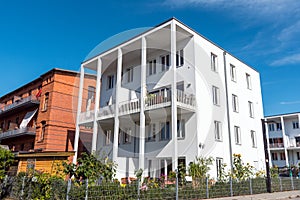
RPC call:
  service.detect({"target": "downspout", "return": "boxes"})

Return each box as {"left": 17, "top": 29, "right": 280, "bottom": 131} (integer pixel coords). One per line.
{"left": 223, "top": 51, "right": 233, "bottom": 173}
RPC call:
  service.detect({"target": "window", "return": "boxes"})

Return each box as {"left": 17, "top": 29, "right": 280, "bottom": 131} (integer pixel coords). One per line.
{"left": 234, "top": 126, "right": 241, "bottom": 145}
{"left": 246, "top": 73, "right": 252, "bottom": 89}
{"left": 39, "top": 121, "right": 46, "bottom": 141}
{"left": 87, "top": 86, "right": 95, "bottom": 102}
{"left": 161, "top": 54, "right": 170, "bottom": 71}
{"left": 297, "top": 152, "right": 300, "bottom": 160}
{"left": 230, "top": 64, "right": 236, "bottom": 82}
{"left": 212, "top": 86, "right": 220, "bottom": 106}
{"left": 271, "top": 153, "right": 278, "bottom": 160}
{"left": 176, "top": 49, "right": 184, "bottom": 67}
{"left": 251, "top": 130, "right": 257, "bottom": 148}
{"left": 279, "top": 152, "right": 286, "bottom": 160}
{"left": 123, "top": 128, "right": 132, "bottom": 144}
{"left": 268, "top": 123, "right": 275, "bottom": 132}
{"left": 293, "top": 121, "right": 299, "bottom": 129}
{"left": 276, "top": 123, "right": 282, "bottom": 131}
{"left": 148, "top": 59, "right": 157, "bottom": 76}
{"left": 214, "top": 121, "right": 222, "bottom": 141}
{"left": 42, "top": 92, "right": 49, "bottom": 111}
{"left": 147, "top": 123, "right": 156, "bottom": 142}
{"left": 248, "top": 101, "right": 254, "bottom": 118}
{"left": 104, "top": 130, "right": 112, "bottom": 145}
{"left": 160, "top": 121, "right": 170, "bottom": 140}
{"left": 216, "top": 158, "right": 223, "bottom": 180}
{"left": 107, "top": 75, "right": 114, "bottom": 89}
{"left": 126, "top": 67, "right": 134, "bottom": 83}
{"left": 177, "top": 119, "right": 185, "bottom": 139}
{"left": 211, "top": 53, "right": 218, "bottom": 72}
{"left": 232, "top": 94, "right": 239, "bottom": 112}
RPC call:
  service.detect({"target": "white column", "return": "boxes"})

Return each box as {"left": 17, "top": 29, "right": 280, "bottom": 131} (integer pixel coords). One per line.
{"left": 113, "top": 49, "right": 122, "bottom": 163}
{"left": 73, "top": 65, "right": 85, "bottom": 164}
{"left": 171, "top": 20, "right": 178, "bottom": 171}
{"left": 281, "top": 116, "right": 289, "bottom": 166}
{"left": 139, "top": 37, "right": 147, "bottom": 175}
{"left": 91, "top": 58, "right": 102, "bottom": 153}
{"left": 265, "top": 121, "right": 272, "bottom": 167}
{"left": 164, "top": 159, "right": 168, "bottom": 179}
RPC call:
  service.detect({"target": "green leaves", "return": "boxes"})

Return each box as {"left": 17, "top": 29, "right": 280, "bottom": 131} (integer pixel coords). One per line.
{"left": 0, "top": 147, "right": 15, "bottom": 181}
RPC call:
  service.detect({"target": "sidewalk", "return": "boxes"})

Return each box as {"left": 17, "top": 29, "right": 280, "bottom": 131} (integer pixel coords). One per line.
{"left": 207, "top": 190, "right": 300, "bottom": 200}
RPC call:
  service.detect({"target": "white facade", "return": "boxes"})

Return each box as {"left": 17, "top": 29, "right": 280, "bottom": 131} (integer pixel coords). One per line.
{"left": 265, "top": 113, "right": 300, "bottom": 168}
{"left": 74, "top": 18, "right": 265, "bottom": 180}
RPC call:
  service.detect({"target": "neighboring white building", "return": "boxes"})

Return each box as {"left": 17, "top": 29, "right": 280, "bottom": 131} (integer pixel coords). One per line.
{"left": 265, "top": 112, "right": 300, "bottom": 168}
{"left": 74, "top": 18, "right": 265, "bottom": 180}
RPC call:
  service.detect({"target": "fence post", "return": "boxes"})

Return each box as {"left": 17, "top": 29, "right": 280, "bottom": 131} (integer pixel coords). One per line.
{"left": 175, "top": 169, "right": 178, "bottom": 200}
{"left": 230, "top": 177, "right": 233, "bottom": 197}
{"left": 66, "top": 179, "right": 72, "bottom": 200}
{"left": 290, "top": 176, "right": 294, "bottom": 190}
{"left": 21, "top": 176, "right": 25, "bottom": 199}
{"left": 85, "top": 179, "right": 89, "bottom": 200}
{"left": 137, "top": 178, "right": 140, "bottom": 200}
{"left": 206, "top": 177, "right": 209, "bottom": 199}
{"left": 249, "top": 178, "right": 253, "bottom": 195}
{"left": 279, "top": 177, "right": 282, "bottom": 192}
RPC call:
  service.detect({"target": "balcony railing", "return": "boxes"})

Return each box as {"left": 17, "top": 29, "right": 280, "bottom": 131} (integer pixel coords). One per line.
{"left": 119, "top": 99, "right": 140, "bottom": 115}
{"left": 0, "top": 95, "right": 39, "bottom": 114}
{"left": 176, "top": 89, "right": 196, "bottom": 109}
{"left": 98, "top": 105, "right": 115, "bottom": 119}
{"left": 145, "top": 92, "right": 171, "bottom": 110}
{"left": 269, "top": 143, "right": 284, "bottom": 148}
{"left": 79, "top": 110, "right": 95, "bottom": 123}
{"left": 0, "top": 127, "right": 36, "bottom": 140}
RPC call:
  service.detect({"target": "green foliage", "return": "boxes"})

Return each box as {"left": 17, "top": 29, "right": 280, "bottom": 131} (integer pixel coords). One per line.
{"left": 62, "top": 152, "right": 116, "bottom": 184}
{"left": 217, "top": 163, "right": 228, "bottom": 182}
{"left": 134, "top": 168, "right": 143, "bottom": 180}
{"left": 270, "top": 165, "right": 279, "bottom": 178}
{"left": 0, "top": 147, "right": 15, "bottom": 181}
{"left": 188, "top": 156, "right": 213, "bottom": 188}
{"left": 230, "top": 154, "right": 254, "bottom": 181}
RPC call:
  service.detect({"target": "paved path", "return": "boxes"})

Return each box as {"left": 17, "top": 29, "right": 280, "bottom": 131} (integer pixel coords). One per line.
{"left": 207, "top": 190, "right": 300, "bottom": 200}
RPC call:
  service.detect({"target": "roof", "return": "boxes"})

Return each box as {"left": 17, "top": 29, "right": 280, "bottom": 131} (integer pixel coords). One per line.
{"left": 16, "top": 151, "right": 75, "bottom": 158}
{"left": 83, "top": 17, "right": 259, "bottom": 73}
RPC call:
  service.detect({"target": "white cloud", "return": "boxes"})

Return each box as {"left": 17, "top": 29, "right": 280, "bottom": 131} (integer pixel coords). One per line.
{"left": 270, "top": 53, "right": 300, "bottom": 66}
{"left": 280, "top": 100, "right": 300, "bottom": 105}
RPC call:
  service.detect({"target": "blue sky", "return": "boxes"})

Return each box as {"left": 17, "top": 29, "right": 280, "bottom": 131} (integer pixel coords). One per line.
{"left": 0, "top": 0, "right": 299, "bottom": 116}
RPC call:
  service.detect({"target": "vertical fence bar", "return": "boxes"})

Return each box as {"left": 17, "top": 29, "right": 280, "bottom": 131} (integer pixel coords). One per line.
{"left": 249, "top": 178, "right": 253, "bottom": 195}
{"left": 206, "top": 177, "right": 209, "bottom": 199}
{"left": 21, "top": 176, "right": 25, "bottom": 199}
{"left": 291, "top": 176, "right": 294, "bottom": 190}
{"left": 279, "top": 177, "right": 282, "bottom": 192}
{"left": 137, "top": 178, "right": 140, "bottom": 200}
{"left": 66, "top": 179, "right": 71, "bottom": 200}
{"left": 175, "top": 169, "right": 178, "bottom": 200}
{"left": 85, "top": 179, "right": 89, "bottom": 200}
{"left": 230, "top": 177, "right": 233, "bottom": 196}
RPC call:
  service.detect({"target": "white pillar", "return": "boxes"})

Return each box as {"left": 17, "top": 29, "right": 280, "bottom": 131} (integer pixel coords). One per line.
{"left": 265, "top": 121, "right": 272, "bottom": 167}
{"left": 171, "top": 20, "right": 178, "bottom": 171}
{"left": 113, "top": 49, "right": 122, "bottom": 163}
{"left": 91, "top": 58, "right": 102, "bottom": 153}
{"left": 73, "top": 65, "right": 85, "bottom": 164}
{"left": 164, "top": 159, "right": 168, "bottom": 179}
{"left": 281, "top": 116, "right": 289, "bottom": 166}
{"left": 139, "top": 37, "right": 146, "bottom": 174}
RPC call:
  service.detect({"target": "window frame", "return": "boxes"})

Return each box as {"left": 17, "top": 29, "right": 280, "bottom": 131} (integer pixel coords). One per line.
{"left": 248, "top": 101, "right": 254, "bottom": 118}
{"left": 230, "top": 64, "right": 236, "bottom": 82}
{"left": 214, "top": 120, "right": 222, "bottom": 141}
{"left": 234, "top": 126, "right": 241, "bottom": 145}
{"left": 246, "top": 73, "right": 252, "bottom": 90}
{"left": 177, "top": 119, "right": 186, "bottom": 139}
{"left": 160, "top": 121, "right": 170, "bottom": 141}
{"left": 212, "top": 86, "right": 220, "bottom": 106}
{"left": 147, "top": 123, "right": 156, "bottom": 142}
{"left": 43, "top": 92, "right": 49, "bottom": 111}
{"left": 176, "top": 49, "right": 184, "bottom": 67}
{"left": 232, "top": 94, "right": 239, "bottom": 113}
{"left": 251, "top": 130, "right": 257, "bottom": 148}
{"left": 160, "top": 54, "right": 170, "bottom": 71}
{"left": 104, "top": 130, "right": 112, "bottom": 145}
{"left": 293, "top": 121, "right": 299, "bottom": 129}
{"left": 148, "top": 59, "right": 157, "bottom": 76}
{"left": 126, "top": 67, "right": 134, "bottom": 83}
{"left": 107, "top": 75, "right": 114, "bottom": 90}
{"left": 211, "top": 53, "right": 218, "bottom": 72}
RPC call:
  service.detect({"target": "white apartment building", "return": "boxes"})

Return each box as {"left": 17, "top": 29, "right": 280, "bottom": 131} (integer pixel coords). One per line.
{"left": 74, "top": 18, "right": 265, "bottom": 180}
{"left": 265, "top": 112, "right": 300, "bottom": 168}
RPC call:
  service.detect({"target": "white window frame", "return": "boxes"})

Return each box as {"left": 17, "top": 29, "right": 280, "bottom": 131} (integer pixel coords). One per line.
{"left": 147, "top": 123, "right": 156, "bottom": 142}
{"left": 234, "top": 126, "right": 241, "bottom": 145}
{"left": 160, "top": 54, "right": 170, "bottom": 71}
{"left": 177, "top": 119, "right": 185, "bottom": 139}
{"left": 276, "top": 122, "right": 282, "bottom": 131}
{"left": 232, "top": 94, "right": 239, "bottom": 112}
{"left": 160, "top": 121, "right": 170, "bottom": 140}
{"left": 148, "top": 59, "right": 157, "bottom": 76}
{"left": 251, "top": 130, "right": 257, "bottom": 148}
{"left": 211, "top": 53, "right": 218, "bottom": 72}
{"left": 214, "top": 120, "right": 222, "bottom": 141}
{"left": 126, "top": 67, "right": 134, "bottom": 83}
{"left": 212, "top": 86, "right": 220, "bottom": 106}
{"left": 122, "top": 128, "right": 132, "bottom": 144}
{"left": 107, "top": 75, "right": 114, "bottom": 90}
{"left": 293, "top": 121, "right": 299, "bottom": 129}
{"left": 271, "top": 152, "right": 278, "bottom": 160}
{"left": 230, "top": 64, "right": 236, "bottom": 82}
{"left": 216, "top": 157, "right": 223, "bottom": 180}
{"left": 268, "top": 123, "right": 275, "bottom": 132}
{"left": 246, "top": 73, "right": 252, "bottom": 90}
{"left": 104, "top": 130, "right": 112, "bottom": 145}
{"left": 248, "top": 101, "right": 254, "bottom": 118}
{"left": 176, "top": 49, "right": 184, "bottom": 67}
{"left": 279, "top": 152, "right": 286, "bottom": 160}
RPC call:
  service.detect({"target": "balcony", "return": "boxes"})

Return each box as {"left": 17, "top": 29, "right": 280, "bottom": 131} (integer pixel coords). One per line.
{"left": 0, "top": 127, "right": 36, "bottom": 140}
{"left": 269, "top": 143, "right": 284, "bottom": 148}
{"left": 0, "top": 95, "right": 40, "bottom": 116}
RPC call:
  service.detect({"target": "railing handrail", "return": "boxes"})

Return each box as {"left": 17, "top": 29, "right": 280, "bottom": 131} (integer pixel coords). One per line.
{"left": 0, "top": 95, "right": 39, "bottom": 113}
{"left": 269, "top": 143, "right": 284, "bottom": 148}
{"left": 0, "top": 127, "right": 36, "bottom": 139}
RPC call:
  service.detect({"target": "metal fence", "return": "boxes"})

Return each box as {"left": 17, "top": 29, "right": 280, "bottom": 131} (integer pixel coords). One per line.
{"left": 1, "top": 175, "right": 300, "bottom": 200}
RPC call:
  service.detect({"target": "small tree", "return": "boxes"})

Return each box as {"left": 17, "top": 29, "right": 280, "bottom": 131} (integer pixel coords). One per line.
{"left": 188, "top": 156, "right": 213, "bottom": 187}
{"left": 0, "top": 147, "right": 15, "bottom": 181}
{"left": 230, "top": 154, "right": 253, "bottom": 181}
